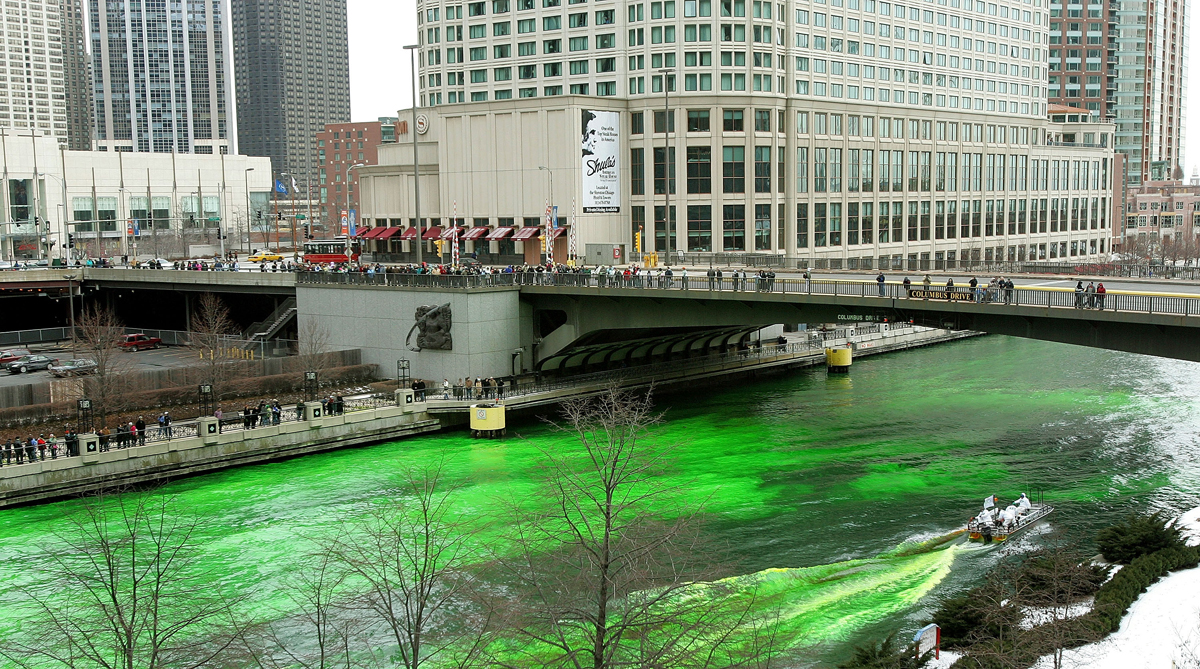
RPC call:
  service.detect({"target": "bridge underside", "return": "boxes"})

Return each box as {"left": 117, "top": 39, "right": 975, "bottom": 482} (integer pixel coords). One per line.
{"left": 522, "top": 288, "right": 1200, "bottom": 364}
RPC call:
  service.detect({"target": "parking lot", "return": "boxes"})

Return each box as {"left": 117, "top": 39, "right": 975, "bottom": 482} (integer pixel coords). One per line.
{"left": 0, "top": 344, "right": 199, "bottom": 389}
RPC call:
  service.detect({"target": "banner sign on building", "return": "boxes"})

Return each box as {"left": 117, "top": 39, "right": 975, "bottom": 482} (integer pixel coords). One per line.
{"left": 348, "top": 209, "right": 357, "bottom": 237}
{"left": 581, "top": 110, "right": 620, "bottom": 213}
{"left": 340, "top": 210, "right": 348, "bottom": 236}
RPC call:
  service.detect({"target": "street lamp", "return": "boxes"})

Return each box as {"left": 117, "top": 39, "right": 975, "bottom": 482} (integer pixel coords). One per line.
{"left": 404, "top": 43, "right": 423, "bottom": 265}
{"left": 63, "top": 272, "right": 77, "bottom": 337}
{"left": 539, "top": 166, "right": 554, "bottom": 262}
{"left": 347, "top": 162, "right": 365, "bottom": 235}
{"left": 244, "top": 167, "right": 254, "bottom": 255}
{"left": 659, "top": 68, "right": 674, "bottom": 265}
{"left": 117, "top": 186, "right": 129, "bottom": 262}
{"left": 39, "top": 171, "right": 67, "bottom": 262}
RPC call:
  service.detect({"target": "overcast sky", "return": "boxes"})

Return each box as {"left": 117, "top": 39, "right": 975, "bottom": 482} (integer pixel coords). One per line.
{"left": 350, "top": 0, "right": 1200, "bottom": 177}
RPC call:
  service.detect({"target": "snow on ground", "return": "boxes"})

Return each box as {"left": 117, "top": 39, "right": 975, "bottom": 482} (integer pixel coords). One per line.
{"left": 923, "top": 649, "right": 961, "bottom": 668}
{"left": 1019, "top": 599, "right": 1093, "bottom": 630}
{"left": 1028, "top": 505, "right": 1200, "bottom": 669}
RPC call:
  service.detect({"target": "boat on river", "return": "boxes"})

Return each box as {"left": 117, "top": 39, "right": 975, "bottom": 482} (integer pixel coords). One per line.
{"left": 966, "top": 498, "right": 1054, "bottom": 543}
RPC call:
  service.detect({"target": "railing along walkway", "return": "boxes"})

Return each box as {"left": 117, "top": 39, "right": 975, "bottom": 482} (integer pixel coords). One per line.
{"left": 297, "top": 271, "right": 1200, "bottom": 319}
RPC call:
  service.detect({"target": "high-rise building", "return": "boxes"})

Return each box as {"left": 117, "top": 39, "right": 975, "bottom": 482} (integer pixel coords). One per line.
{"left": 1046, "top": 0, "right": 1187, "bottom": 187}
{"left": 352, "top": 0, "right": 1119, "bottom": 268}
{"left": 232, "top": 0, "right": 351, "bottom": 187}
{"left": 0, "top": 0, "right": 68, "bottom": 143}
{"left": 89, "top": 0, "right": 238, "bottom": 154}
{"left": 315, "top": 118, "right": 401, "bottom": 234}
{"left": 60, "top": 0, "right": 92, "bottom": 151}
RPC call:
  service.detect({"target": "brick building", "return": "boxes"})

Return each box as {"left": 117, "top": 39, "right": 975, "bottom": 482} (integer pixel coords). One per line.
{"left": 315, "top": 117, "right": 401, "bottom": 235}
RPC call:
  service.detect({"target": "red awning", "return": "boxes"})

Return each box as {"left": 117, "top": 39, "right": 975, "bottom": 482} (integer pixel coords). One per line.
{"left": 361, "top": 227, "right": 386, "bottom": 239}
{"left": 422, "top": 226, "right": 444, "bottom": 240}
{"left": 546, "top": 227, "right": 566, "bottom": 241}
{"left": 399, "top": 227, "right": 420, "bottom": 240}
{"left": 485, "top": 226, "right": 514, "bottom": 240}
{"left": 376, "top": 227, "right": 402, "bottom": 240}
{"left": 511, "top": 226, "right": 541, "bottom": 241}
{"left": 356, "top": 227, "right": 374, "bottom": 238}
{"left": 440, "top": 227, "right": 460, "bottom": 240}
{"left": 462, "top": 226, "right": 491, "bottom": 240}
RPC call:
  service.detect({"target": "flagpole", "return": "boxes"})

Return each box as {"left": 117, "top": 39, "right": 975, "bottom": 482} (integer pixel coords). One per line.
{"left": 451, "top": 199, "right": 459, "bottom": 266}
{"left": 570, "top": 197, "right": 577, "bottom": 266}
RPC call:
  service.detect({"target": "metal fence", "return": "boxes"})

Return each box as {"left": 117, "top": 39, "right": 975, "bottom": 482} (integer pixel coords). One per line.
{"left": 297, "top": 271, "right": 1200, "bottom": 318}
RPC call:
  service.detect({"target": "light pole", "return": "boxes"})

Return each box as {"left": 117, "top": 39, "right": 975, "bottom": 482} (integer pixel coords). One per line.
{"left": 63, "top": 272, "right": 76, "bottom": 336}
{"left": 117, "top": 186, "right": 129, "bottom": 262}
{"left": 347, "top": 162, "right": 365, "bottom": 235}
{"left": 39, "top": 171, "right": 67, "bottom": 262}
{"left": 539, "top": 166, "right": 554, "bottom": 262}
{"left": 404, "top": 44, "right": 423, "bottom": 265}
{"left": 243, "top": 167, "right": 254, "bottom": 256}
{"left": 659, "top": 68, "right": 674, "bottom": 265}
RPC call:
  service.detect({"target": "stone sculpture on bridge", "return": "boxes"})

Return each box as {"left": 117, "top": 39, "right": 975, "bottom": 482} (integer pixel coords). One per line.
{"left": 406, "top": 303, "right": 453, "bottom": 351}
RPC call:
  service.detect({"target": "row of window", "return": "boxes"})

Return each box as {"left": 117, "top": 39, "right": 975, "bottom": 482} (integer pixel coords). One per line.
{"left": 630, "top": 146, "right": 1107, "bottom": 196}
{"left": 627, "top": 198, "right": 1108, "bottom": 253}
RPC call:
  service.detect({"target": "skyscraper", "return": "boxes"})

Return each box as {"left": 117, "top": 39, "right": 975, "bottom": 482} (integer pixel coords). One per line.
{"left": 60, "top": 0, "right": 92, "bottom": 151}
{"left": 1046, "top": 0, "right": 1188, "bottom": 186}
{"left": 232, "top": 0, "right": 351, "bottom": 186}
{"left": 89, "top": 0, "right": 238, "bottom": 154}
{"left": 0, "top": 0, "right": 68, "bottom": 143}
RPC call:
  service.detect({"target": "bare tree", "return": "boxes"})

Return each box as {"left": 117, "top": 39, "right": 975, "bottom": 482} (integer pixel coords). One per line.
{"left": 0, "top": 490, "right": 248, "bottom": 669}
{"left": 74, "top": 304, "right": 131, "bottom": 429}
{"left": 320, "top": 460, "right": 491, "bottom": 669}
{"left": 491, "top": 386, "right": 783, "bottom": 669}
{"left": 298, "top": 317, "right": 335, "bottom": 371}
{"left": 190, "top": 292, "right": 239, "bottom": 400}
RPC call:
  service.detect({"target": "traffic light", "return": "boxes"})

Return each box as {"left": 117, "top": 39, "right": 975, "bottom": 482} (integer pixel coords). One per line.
{"left": 68, "top": 233, "right": 75, "bottom": 248}
{"left": 434, "top": 239, "right": 444, "bottom": 254}
{"left": 257, "top": 210, "right": 263, "bottom": 220}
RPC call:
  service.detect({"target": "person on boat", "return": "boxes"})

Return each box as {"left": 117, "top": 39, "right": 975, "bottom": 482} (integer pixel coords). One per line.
{"left": 1016, "top": 493, "right": 1032, "bottom": 514}
{"left": 1001, "top": 505, "right": 1018, "bottom": 528}
{"left": 977, "top": 507, "right": 995, "bottom": 528}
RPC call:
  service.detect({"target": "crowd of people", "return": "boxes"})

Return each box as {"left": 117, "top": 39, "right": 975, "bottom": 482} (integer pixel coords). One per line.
{"left": 441, "top": 377, "right": 507, "bottom": 401}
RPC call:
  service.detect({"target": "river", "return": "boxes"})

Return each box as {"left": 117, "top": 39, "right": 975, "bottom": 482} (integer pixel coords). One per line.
{"left": 2, "top": 335, "right": 1198, "bottom": 666}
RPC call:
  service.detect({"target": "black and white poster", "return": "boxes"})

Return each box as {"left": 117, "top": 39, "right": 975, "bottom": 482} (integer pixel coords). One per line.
{"left": 581, "top": 110, "right": 620, "bottom": 213}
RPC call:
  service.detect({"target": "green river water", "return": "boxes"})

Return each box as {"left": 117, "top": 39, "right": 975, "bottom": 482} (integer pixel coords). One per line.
{"left": 2, "top": 335, "right": 1199, "bottom": 666}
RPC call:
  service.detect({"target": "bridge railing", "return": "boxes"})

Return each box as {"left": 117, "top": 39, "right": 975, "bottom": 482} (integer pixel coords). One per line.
{"left": 297, "top": 271, "right": 1200, "bottom": 318}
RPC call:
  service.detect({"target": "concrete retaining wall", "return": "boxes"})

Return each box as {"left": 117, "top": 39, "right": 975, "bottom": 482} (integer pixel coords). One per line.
{"left": 0, "top": 400, "right": 438, "bottom": 508}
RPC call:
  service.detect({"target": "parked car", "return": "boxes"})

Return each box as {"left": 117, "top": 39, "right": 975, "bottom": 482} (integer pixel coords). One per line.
{"left": 6, "top": 355, "right": 58, "bottom": 374}
{"left": 248, "top": 251, "right": 284, "bottom": 263}
{"left": 48, "top": 358, "right": 98, "bottom": 377}
{"left": 0, "top": 349, "right": 31, "bottom": 364}
{"left": 121, "top": 334, "right": 162, "bottom": 351}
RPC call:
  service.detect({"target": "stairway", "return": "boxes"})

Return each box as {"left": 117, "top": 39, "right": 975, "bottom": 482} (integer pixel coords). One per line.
{"left": 244, "top": 297, "right": 297, "bottom": 344}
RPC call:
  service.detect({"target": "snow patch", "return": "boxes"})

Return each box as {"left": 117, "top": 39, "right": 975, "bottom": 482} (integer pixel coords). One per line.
{"left": 1019, "top": 599, "right": 1093, "bottom": 630}
{"left": 923, "top": 649, "right": 961, "bottom": 669}
{"left": 1030, "top": 505, "right": 1200, "bottom": 669}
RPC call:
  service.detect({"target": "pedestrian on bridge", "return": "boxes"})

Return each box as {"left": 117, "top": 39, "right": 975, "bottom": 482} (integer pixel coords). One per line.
{"left": 680, "top": 267, "right": 688, "bottom": 289}
{"left": 1074, "top": 281, "right": 1085, "bottom": 308}
{"left": 707, "top": 268, "right": 716, "bottom": 290}
{"left": 922, "top": 274, "right": 932, "bottom": 298}
{"left": 1085, "top": 282, "right": 1097, "bottom": 309}
{"left": 1096, "top": 283, "right": 1107, "bottom": 310}
{"left": 876, "top": 272, "right": 886, "bottom": 297}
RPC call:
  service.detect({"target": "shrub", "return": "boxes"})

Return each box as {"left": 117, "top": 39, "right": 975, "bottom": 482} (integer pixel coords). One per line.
{"left": 1096, "top": 512, "right": 1186, "bottom": 564}
{"left": 1085, "top": 545, "right": 1200, "bottom": 634}
{"left": 932, "top": 594, "right": 988, "bottom": 649}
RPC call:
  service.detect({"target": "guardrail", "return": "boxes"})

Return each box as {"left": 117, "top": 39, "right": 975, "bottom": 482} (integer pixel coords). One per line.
{"left": 296, "top": 271, "right": 1200, "bottom": 318}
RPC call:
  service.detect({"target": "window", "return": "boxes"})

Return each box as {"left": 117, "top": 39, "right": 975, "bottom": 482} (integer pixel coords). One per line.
{"left": 494, "top": 21, "right": 511, "bottom": 35}
{"left": 687, "top": 147, "right": 711, "bottom": 193}
{"left": 544, "top": 39, "right": 562, "bottom": 53}
{"left": 797, "top": 203, "right": 808, "bottom": 248}
{"left": 722, "top": 146, "right": 745, "bottom": 192}
{"left": 570, "top": 36, "right": 589, "bottom": 50}
{"left": 518, "top": 41, "right": 536, "bottom": 55}
{"left": 494, "top": 44, "right": 511, "bottom": 57}
{"left": 596, "top": 57, "right": 616, "bottom": 72}
{"left": 596, "top": 33, "right": 617, "bottom": 48}
{"left": 722, "top": 109, "right": 744, "bottom": 131}
{"left": 569, "top": 11, "right": 587, "bottom": 26}
{"left": 754, "top": 110, "right": 771, "bottom": 132}
{"left": 570, "top": 60, "right": 589, "bottom": 74}
{"left": 631, "top": 148, "right": 646, "bottom": 194}
{"left": 687, "top": 110, "right": 710, "bottom": 131}
{"left": 654, "top": 111, "right": 676, "bottom": 133}
{"left": 470, "top": 47, "right": 487, "bottom": 60}
{"left": 631, "top": 112, "right": 645, "bottom": 134}
{"left": 519, "top": 64, "right": 537, "bottom": 78}
{"left": 518, "top": 18, "right": 536, "bottom": 32}
{"left": 754, "top": 146, "right": 771, "bottom": 192}
{"left": 494, "top": 67, "right": 512, "bottom": 80}
{"left": 654, "top": 147, "right": 676, "bottom": 194}
{"left": 544, "top": 62, "right": 562, "bottom": 76}
{"left": 569, "top": 83, "right": 590, "bottom": 94}
{"left": 596, "top": 9, "right": 615, "bottom": 23}
{"left": 723, "top": 205, "right": 746, "bottom": 251}
{"left": 469, "top": 1, "right": 486, "bottom": 15}
{"left": 754, "top": 204, "right": 772, "bottom": 250}
{"left": 493, "top": 0, "right": 510, "bottom": 11}
{"left": 597, "top": 81, "right": 617, "bottom": 95}
{"left": 687, "top": 205, "right": 712, "bottom": 251}
{"left": 544, "top": 15, "right": 562, "bottom": 29}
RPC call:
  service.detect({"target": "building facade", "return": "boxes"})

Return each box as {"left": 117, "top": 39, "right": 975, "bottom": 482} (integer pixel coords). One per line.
{"left": 60, "top": 0, "right": 92, "bottom": 151}
{"left": 357, "top": 96, "right": 1115, "bottom": 268}
{"left": 315, "top": 118, "right": 402, "bottom": 235}
{"left": 1121, "top": 181, "right": 1200, "bottom": 255}
{"left": 358, "top": 0, "right": 1116, "bottom": 267}
{"left": 0, "top": 133, "right": 271, "bottom": 261}
{"left": 1046, "top": 0, "right": 1187, "bottom": 187}
{"left": 232, "top": 0, "right": 351, "bottom": 189}
{"left": 0, "top": 0, "right": 69, "bottom": 144}
{"left": 89, "top": 0, "right": 237, "bottom": 154}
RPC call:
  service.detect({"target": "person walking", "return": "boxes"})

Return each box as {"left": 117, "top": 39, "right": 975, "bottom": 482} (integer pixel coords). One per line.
{"left": 1074, "top": 280, "right": 1085, "bottom": 308}
{"left": 1005, "top": 278, "right": 1015, "bottom": 304}
{"left": 922, "top": 274, "right": 932, "bottom": 298}
{"left": 1096, "top": 282, "right": 1107, "bottom": 310}
{"left": 803, "top": 268, "right": 812, "bottom": 291}
{"left": 442, "top": 378, "right": 451, "bottom": 400}
{"left": 1085, "top": 281, "right": 1096, "bottom": 309}
{"left": 136, "top": 416, "right": 146, "bottom": 446}
{"left": 680, "top": 267, "right": 688, "bottom": 289}
{"left": 715, "top": 268, "right": 723, "bottom": 290}
{"left": 876, "top": 272, "right": 886, "bottom": 297}
{"left": 902, "top": 276, "right": 912, "bottom": 295}
{"left": 707, "top": 267, "right": 715, "bottom": 290}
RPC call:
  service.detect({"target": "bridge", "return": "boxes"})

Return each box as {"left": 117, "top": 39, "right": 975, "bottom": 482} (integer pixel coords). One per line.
{"left": 292, "top": 271, "right": 1200, "bottom": 385}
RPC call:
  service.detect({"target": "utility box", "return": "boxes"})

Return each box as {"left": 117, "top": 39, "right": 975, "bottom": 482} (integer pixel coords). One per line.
{"left": 586, "top": 243, "right": 625, "bottom": 266}
{"left": 469, "top": 404, "right": 507, "bottom": 438}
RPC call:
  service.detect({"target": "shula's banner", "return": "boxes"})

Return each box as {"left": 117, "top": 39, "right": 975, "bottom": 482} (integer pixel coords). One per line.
{"left": 581, "top": 110, "right": 620, "bottom": 213}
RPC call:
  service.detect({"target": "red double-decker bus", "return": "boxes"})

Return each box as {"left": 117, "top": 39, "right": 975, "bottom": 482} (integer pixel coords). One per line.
{"left": 302, "top": 238, "right": 359, "bottom": 264}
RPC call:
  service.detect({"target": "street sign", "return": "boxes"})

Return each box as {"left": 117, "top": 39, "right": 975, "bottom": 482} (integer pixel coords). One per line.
{"left": 295, "top": 214, "right": 307, "bottom": 220}
{"left": 207, "top": 216, "right": 220, "bottom": 222}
